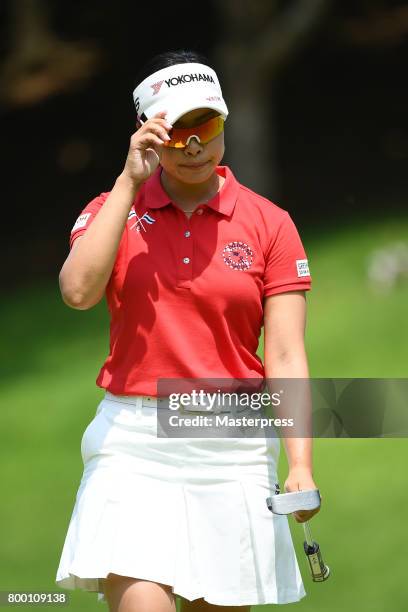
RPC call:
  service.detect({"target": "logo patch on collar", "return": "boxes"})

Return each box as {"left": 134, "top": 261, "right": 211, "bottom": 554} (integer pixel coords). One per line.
{"left": 222, "top": 241, "right": 254, "bottom": 271}
{"left": 128, "top": 210, "right": 156, "bottom": 232}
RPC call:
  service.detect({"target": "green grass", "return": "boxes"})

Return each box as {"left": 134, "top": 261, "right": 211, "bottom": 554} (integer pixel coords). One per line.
{"left": 1, "top": 216, "right": 407, "bottom": 611}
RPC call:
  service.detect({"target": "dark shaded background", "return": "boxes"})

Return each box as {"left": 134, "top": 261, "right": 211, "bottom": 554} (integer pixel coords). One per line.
{"left": 1, "top": 0, "right": 407, "bottom": 288}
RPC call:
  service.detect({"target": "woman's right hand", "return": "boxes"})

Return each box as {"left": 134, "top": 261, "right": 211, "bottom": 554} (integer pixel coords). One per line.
{"left": 121, "top": 111, "right": 172, "bottom": 185}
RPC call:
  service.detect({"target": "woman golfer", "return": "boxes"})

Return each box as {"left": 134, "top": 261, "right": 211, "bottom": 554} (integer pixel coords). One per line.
{"left": 55, "top": 49, "right": 321, "bottom": 611}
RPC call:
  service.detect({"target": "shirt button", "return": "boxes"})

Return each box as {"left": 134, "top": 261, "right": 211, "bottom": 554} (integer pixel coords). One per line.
{"left": 184, "top": 230, "right": 191, "bottom": 238}
{"left": 183, "top": 257, "right": 190, "bottom": 264}
{"left": 196, "top": 208, "right": 203, "bottom": 215}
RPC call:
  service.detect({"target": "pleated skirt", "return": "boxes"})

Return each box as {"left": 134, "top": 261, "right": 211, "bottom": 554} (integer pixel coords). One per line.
{"left": 55, "top": 391, "right": 306, "bottom": 606}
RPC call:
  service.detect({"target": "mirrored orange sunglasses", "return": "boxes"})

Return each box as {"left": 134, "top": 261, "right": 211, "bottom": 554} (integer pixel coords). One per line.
{"left": 164, "top": 115, "right": 224, "bottom": 148}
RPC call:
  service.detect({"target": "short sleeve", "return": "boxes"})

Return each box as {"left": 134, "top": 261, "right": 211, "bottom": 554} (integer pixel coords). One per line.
{"left": 263, "top": 211, "right": 312, "bottom": 297}
{"left": 69, "top": 192, "right": 110, "bottom": 249}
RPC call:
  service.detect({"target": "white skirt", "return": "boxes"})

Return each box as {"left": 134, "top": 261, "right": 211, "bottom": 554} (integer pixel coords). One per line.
{"left": 55, "top": 391, "right": 306, "bottom": 606}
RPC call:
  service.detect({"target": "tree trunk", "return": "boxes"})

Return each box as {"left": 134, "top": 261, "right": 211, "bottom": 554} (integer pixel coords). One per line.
{"left": 213, "top": 0, "right": 331, "bottom": 199}
{"left": 221, "top": 74, "right": 280, "bottom": 200}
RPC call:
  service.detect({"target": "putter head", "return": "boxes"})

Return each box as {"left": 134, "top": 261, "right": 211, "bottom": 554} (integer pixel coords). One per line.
{"left": 266, "top": 489, "right": 321, "bottom": 515}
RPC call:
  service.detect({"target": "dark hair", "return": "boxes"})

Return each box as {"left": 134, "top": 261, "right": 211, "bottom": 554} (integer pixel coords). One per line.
{"left": 133, "top": 49, "right": 213, "bottom": 90}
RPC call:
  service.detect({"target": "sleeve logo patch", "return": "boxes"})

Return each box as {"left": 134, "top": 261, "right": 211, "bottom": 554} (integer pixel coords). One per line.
{"left": 71, "top": 212, "right": 91, "bottom": 233}
{"left": 296, "top": 259, "right": 310, "bottom": 277}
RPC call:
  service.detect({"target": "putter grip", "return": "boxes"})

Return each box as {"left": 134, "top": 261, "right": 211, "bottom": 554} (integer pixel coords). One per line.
{"left": 303, "top": 541, "right": 330, "bottom": 582}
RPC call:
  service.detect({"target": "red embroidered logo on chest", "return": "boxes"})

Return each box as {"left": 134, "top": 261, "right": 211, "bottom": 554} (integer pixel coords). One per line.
{"left": 222, "top": 241, "right": 254, "bottom": 271}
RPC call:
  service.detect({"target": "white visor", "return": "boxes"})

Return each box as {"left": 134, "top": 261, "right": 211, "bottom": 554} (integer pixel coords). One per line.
{"left": 132, "top": 62, "right": 228, "bottom": 125}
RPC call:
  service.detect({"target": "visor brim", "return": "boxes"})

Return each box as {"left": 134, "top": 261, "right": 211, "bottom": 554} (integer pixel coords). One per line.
{"left": 143, "top": 93, "right": 229, "bottom": 125}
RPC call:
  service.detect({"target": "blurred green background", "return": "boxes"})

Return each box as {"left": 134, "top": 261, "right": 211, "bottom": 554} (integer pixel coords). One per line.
{"left": 1, "top": 214, "right": 407, "bottom": 611}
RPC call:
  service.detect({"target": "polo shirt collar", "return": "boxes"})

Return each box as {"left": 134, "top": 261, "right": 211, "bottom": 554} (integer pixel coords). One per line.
{"left": 142, "top": 165, "right": 239, "bottom": 217}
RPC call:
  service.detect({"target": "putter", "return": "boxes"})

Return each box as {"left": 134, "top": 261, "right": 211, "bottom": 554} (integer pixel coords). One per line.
{"left": 266, "top": 484, "right": 330, "bottom": 582}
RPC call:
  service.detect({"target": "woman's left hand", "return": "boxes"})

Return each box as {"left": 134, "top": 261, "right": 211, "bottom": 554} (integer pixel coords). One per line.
{"left": 283, "top": 466, "right": 322, "bottom": 523}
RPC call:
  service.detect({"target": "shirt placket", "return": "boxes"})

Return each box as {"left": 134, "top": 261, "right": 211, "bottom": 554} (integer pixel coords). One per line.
{"left": 175, "top": 206, "right": 205, "bottom": 289}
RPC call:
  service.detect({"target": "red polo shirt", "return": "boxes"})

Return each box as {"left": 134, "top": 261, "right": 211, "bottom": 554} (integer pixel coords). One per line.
{"left": 68, "top": 165, "right": 312, "bottom": 396}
